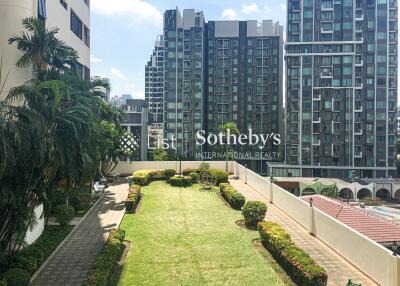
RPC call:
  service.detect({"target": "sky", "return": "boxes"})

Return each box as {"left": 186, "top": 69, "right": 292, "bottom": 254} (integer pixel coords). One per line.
{"left": 89, "top": 0, "right": 287, "bottom": 98}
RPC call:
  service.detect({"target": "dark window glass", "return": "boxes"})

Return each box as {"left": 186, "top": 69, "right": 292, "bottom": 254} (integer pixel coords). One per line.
{"left": 70, "top": 11, "right": 82, "bottom": 39}
{"left": 84, "top": 26, "right": 90, "bottom": 47}
{"left": 38, "top": 0, "right": 46, "bottom": 19}
{"left": 84, "top": 0, "right": 90, "bottom": 6}
{"left": 59, "top": 0, "right": 67, "bottom": 9}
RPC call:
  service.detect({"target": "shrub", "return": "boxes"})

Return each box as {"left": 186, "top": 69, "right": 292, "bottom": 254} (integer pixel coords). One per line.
{"left": 84, "top": 228, "right": 125, "bottom": 286}
{"left": 208, "top": 169, "right": 228, "bottom": 185}
{"left": 3, "top": 268, "right": 30, "bottom": 286}
{"left": 163, "top": 169, "right": 176, "bottom": 179}
{"left": 242, "top": 201, "right": 267, "bottom": 226}
{"left": 10, "top": 226, "right": 73, "bottom": 275}
{"left": 258, "top": 222, "right": 327, "bottom": 286}
{"left": 132, "top": 169, "right": 177, "bottom": 185}
{"left": 54, "top": 204, "right": 75, "bottom": 226}
{"left": 125, "top": 185, "right": 141, "bottom": 212}
{"left": 199, "top": 162, "right": 210, "bottom": 172}
{"left": 168, "top": 175, "right": 192, "bottom": 187}
{"left": 189, "top": 172, "right": 199, "bottom": 183}
{"left": 0, "top": 279, "right": 7, "bottom": 286}
{"left": 219, "top": 183, "right": 245, "bottom": 210}
{"left": 182, "top": 168, "right": 198, "bottom": 176}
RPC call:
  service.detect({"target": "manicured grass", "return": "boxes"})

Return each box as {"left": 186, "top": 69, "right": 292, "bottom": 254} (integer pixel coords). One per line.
{"left": 118, "top": 181, "right": 287, "bottom": 286}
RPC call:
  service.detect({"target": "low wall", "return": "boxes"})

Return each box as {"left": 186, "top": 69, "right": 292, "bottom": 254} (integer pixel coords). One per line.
{"left": 113, "top": 161, "right": 234, "bottom": 176}
{"left": 233, "top": 162, "right": 400, "bottom": 286}
{"left": 24, "top": 204, "right": 44, "bottom": 245}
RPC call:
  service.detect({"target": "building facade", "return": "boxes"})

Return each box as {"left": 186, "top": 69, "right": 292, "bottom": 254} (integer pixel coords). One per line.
{"left": 272, "top": 0, "right": 398, "bottom": 179}
{"left": 163, "top": 8, "right": 205, "bottom": 158}
{"left": 205, "top": 20, "right": 284, "bottom": 172}
{"left": 0, "top": 0, "right": 90, "bottom": 99}
{"left": 91, "top": 75, "right": 110, "bottom": 98}
{"left": 120, "top": 99, "right": 148, "bottom": 161}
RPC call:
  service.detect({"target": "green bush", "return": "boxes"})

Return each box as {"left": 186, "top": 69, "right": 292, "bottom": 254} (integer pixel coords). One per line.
{"left": 208, "top": 169, "right": 229, "bottom": 185}
{"left": 132, "top": 169, "right": 177, "bottom": 185}
{"left": 219, "top": 183, "right": 245, "bottom": 210}
{"left": 3, "top": 268, "right": 30, "bottom": 286}
{"left": 168, "top": 175, "right": 192, "bottom": 187}
{"left": 125, "top": 185, "right": 141, "bottom": 212}
{"left": 84, "top": 228, "right": 125, "bottom": 286}
{"left": 54, "top": 204, "right": 75, "bottom": 226}
{"left": 242, "top": 201, "right": 267, "bottom": 226}
{"left": 258, "top": 222, "right": 327, "bottom": 286}
{"left": 163, "top": 169, "right": 176, "bottom": 179}
{"left": 199, "top": 162, "right": 210, "bottom": 172}
{"left": 10, "top": 226, "right": 73, "bottom": 275}
{"left": 0, "top": 279, "right": 7, "bottom": 286}
{"left": 189, "top": 172, "right": 199, "bottom": 183}
{"left": 182, "top": 168, "right": 199, "bottom": 176}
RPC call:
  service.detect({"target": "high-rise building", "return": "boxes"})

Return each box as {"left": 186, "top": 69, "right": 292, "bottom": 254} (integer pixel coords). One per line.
{"left": 269, "top": 0, "right": 398, "bottom": 178}
{"left": 163, "top": 8, "right": 205, "bottom": 157}
{"left": 205, "top": 20, "right": 284, "bottom": 171}
{"left": 145, "top": 35, "right": 165, "bottom": 125}
{"left": 0, "top": 0, "right": 90, "bottom": 99}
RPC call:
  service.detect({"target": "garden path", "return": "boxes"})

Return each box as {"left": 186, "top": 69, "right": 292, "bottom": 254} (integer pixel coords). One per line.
{"left": 30, "top": 183, "right": 128, "bottom": 286}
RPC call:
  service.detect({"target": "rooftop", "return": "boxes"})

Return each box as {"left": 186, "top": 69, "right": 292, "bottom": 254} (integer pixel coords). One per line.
{"left": 302, "top": 195, "right": 400, "bottom": 244}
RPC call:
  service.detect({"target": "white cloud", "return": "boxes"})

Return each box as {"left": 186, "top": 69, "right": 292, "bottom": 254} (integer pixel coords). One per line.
{"left": 110, "top": 68, "right": 126, "bottom": 80}
{"left": 264, "top": 5, "right": 272, "bottom": 14}
{"left": 90, "top": 55, "right": 103, "bottom": 64}
{"left": 241, "top": 3, "right": 259, "bottom": 14}
{"left": 221, "top": 8, "right": 238, "bottom": 20}
{"left": 280, "top": 4, "right": 287, "bottom": 11}
{"left": 91, "top": 0, "right": 162, "bottom": 26}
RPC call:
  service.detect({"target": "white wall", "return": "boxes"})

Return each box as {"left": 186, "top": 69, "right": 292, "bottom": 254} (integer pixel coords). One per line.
{"left": 0, "top": 0, "right": 35, "bottom": 99}
{"left": 24, "top": 203, "right": 45, "bottom": 245}
{"left": 234, "top": 162, "right": 400, "bottom": 286}
{"left": 113, "top": 160, "right": 234, "bottom": 175}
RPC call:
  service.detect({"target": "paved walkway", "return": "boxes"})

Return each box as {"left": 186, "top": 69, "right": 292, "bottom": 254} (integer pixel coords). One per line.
{"left": 229, "top": 178, "right": 378, "bottom": 286}
{"left": 31, "top": 183, "right": 129, "bottom": 286}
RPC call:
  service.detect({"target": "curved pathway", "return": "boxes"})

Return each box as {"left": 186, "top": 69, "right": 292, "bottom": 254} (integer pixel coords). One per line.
{"left": 30, "top": 183, "right": 128, "bottom": 286}
{"left": 229, "top": 178, "right": 378, "bottom": 286}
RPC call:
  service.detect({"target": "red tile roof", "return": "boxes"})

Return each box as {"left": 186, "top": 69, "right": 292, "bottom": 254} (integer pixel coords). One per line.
{"left": 302, "top": 195, "right": 400, "bottom": 243}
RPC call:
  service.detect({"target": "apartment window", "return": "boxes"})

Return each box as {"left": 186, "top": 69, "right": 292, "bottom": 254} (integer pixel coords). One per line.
{"left": 38, "top": 0, "right": 46, "bottom": 19}
{"left": 59, "top": 0, "right": 67, "bottom": 9}
{"left": 84, "top": 25, "right": 90, "bottom": 47}
{"left": 70, "top": 11, "right": 83, "bottom": 39}
{"left": 84, "top": 0, "right": 90, "bottom": 6}
{"left": 84, "top": 66, "right": 90, "bottom": 81}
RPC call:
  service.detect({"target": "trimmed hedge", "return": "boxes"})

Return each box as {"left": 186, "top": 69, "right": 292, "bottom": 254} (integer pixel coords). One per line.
{"left": 3, "top": 268, "right": 30, "bottom": 286}
{"left": 242, "top": 201, "right": 267, "bottom": 226}
{"left": 10, "top": 225, "right": 73, "bottom": 275}
{"left": 189, "top": 172, "right": 199, "bottom": 183}
{"left": 84, "top": 228, "right": 126, "bottom": 286}
{"left": 168, "top": 175, "right": 192, "bottom": 187}
{"left": 219, "top": 183, "right": 245, "bottom": 210}
{"left": 258, "top": 222, "right": 327, "bottom": 286}
{"left": 182, "top": 168, "right": 199, "bottom": 176}
{"left": 132, "top": 169, "right": 176, "bottom": 185}
{"left": 125, "top": 185, "right": 141, "bottom": 212}
{"left": 208, "top": 169, "right": 228, "bottom": 185}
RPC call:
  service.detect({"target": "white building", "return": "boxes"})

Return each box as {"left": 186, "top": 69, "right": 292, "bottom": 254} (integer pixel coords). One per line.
{"left": 91, "top": 75, "right": 110, "bottom": 98}
{"left": 0, "top": 0, "right": 90, "bottom": 99}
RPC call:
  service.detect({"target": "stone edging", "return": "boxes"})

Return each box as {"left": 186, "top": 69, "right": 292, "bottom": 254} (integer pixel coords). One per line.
{"left": 30, "top": 190, "right": 106, "bottom": 283}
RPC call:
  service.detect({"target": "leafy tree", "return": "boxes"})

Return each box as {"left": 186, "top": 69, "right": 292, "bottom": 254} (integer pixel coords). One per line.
{"left": 151, "top": 148, "right": 169, "bottom": 161}
{"left": 218, "top": 122, "right": 240, "bottom": 171}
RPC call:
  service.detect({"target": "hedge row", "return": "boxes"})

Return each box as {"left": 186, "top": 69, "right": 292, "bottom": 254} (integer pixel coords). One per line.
{"left": 131, "top": 169, "right": 176, "bottom": 185}
{"left": 182, "top": 168, "right": 229, "bottom": 185}
{"left": 219, "top": 183, "right": 245, "bottom": 210}
{"left": 125, "top": 185, "right": 141, "bottom": 212}
{"left": 258, "top": 222, "right": 327, "bottom": 286}
{"left": 168, "top": 175, "right": 193, "bottom": 187}
{"left": 84, "top": 228, "right": 126, "bottom": 286}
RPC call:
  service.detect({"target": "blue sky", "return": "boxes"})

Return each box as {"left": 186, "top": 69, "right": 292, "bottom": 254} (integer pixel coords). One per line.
{"left": 90, "top": 0, "right": 287, "bottom": 98}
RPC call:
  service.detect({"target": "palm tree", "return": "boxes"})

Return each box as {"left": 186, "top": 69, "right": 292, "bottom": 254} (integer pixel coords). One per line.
{"left": 8, "top": 17, "right": 78, "bottom": 80}
{"left": 219, "top": 122, "right": 240, "bottom": 172}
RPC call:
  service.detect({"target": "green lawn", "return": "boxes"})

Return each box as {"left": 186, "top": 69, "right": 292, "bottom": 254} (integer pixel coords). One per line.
{"left": 118, "top": 181, "right": 287, "bottom": 286}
